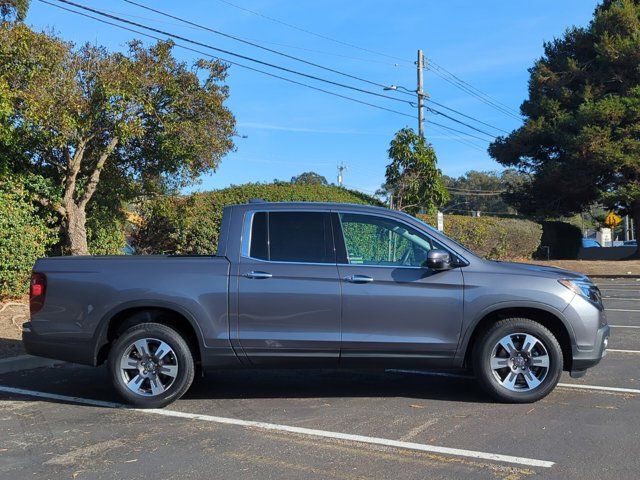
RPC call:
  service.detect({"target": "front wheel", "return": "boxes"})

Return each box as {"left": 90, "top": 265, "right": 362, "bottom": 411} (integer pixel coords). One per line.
{"left": 108, "top": 322, "right": 195, "bottom": 408}
{"left": 473, "top": 318, "right": 563, "bottom": 403}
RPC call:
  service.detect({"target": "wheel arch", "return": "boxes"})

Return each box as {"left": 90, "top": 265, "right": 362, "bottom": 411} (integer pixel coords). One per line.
{"left": 93, "top": 301, "right": 204, "bottom": 367}
{"left": 460, "top": 304, "right": 575, "bottom": 372}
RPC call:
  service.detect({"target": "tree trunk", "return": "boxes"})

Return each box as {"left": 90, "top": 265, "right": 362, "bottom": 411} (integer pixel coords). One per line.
{"left": 65, "top": 202, "right": 90, "bottom": 255}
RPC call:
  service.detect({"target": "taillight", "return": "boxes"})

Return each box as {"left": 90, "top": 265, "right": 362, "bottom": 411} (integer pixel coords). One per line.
{"left": 30, "top": 272, "right": 47, "bottom": 315}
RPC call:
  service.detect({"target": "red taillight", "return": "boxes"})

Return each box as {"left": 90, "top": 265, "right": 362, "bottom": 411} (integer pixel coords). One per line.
{"left": 30, "top": 272, "right": 47, "bottom": 315}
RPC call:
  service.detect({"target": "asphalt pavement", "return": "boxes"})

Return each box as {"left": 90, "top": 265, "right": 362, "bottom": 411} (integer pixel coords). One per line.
{"left": 1, "top": 277, "right": 639, "bottom": 479}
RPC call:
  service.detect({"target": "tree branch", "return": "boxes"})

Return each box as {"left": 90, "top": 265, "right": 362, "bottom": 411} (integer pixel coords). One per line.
{"left": 37, "top": 197, "right": 66, "bottom": 217}
{"left": 78, "top": 136, "right": 118, "bottom": 209}
{"left": 63, "top": 137, "right": 90, "bottom": 204}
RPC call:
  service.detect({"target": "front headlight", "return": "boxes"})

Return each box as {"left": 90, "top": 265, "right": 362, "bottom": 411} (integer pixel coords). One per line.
{"left": 558, "top": 278, "right": 603, "bottom": 308}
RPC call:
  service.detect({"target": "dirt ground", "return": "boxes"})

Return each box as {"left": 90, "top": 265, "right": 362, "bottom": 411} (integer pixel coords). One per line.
{"left": 0, "top": 301, "right": 27, "bottom": 359}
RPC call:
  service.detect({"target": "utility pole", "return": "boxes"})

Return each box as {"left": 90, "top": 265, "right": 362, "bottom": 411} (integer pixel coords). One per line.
{"left": 337, "top": 163, "right": 347, "bottom": 187}
{"left": 417, "top": 49, "right": 425, "bottom": 138}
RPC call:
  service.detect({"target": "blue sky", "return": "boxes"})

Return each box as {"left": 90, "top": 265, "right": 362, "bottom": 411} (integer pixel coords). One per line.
{"left": 27, "top": 0, "right": 600, "bottom": 195}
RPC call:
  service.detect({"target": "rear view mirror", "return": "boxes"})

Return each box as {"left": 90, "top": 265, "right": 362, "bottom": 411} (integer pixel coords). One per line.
{"left": 426, "top": 249, "right": 451, "bottom": 271}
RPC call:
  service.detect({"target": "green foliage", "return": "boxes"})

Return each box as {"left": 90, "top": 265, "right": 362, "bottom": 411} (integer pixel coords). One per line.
{"left": 133, "top": 183, "right": 382, "bottom": 254}
{"left": 0, "top": 0, "right": 29, "bottom": 21}
{"left": 290, "top": 171, "right": 328, "bottom": 185}
{"left": 0, "top": 23, "right": 236, "bottom": 254}
{"left": 417, "top": 214, "right": 542, "bottom": 260}
{"left": 489, "top": 0, "right": 640, "bottom": 248}
{"left": 385, "top": 128, "right": 449, "bottom": 215}
{"left": 0, "top": 176, "right": 54, "bottom": 298}
{"left": 442, "top": 169, "right": 527, "bottom": 214}
{"left": 85, "top": 205, "right": 126, "bottom": 255}
{"left": 539, "top": 221, "right": 583, "bottom": 259}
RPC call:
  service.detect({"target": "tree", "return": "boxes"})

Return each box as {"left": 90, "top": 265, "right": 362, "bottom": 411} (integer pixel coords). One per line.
{"left": 291, "top": 171, "right": 328, "bottom": 185}
{"left": 0, "top": 0, "right": 29, "bottom": 21}
{"left": 442, "top": 170, "right": 526, "bottom": 214}
{"left": 489, "top": 0, "right": 640, "bottom": 253}
{"left": 0, "top": 24, "right": 235, "bottom": 254}
{"left": 384, "top": 127, "right": 449, "bottom": 214}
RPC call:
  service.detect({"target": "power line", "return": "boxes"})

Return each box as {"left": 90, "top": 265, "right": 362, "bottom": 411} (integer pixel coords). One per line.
{"left": 51, "top": 0, "right": 502, "bottom": 143}
{"left": 51, "top": 0, "right": 415, "bottom": 107}
{"left": 426, "top": 107, "right": 496, "bottom": 140}
{"left": 213, "top": 0, "right": 414, "bottom": 66}
{"left": 39, "top": 0, "right": 418, "bottom": 121}
{"left": 426, "top": 62, "right": 522, "bottom": 121}
{"left": 428, "top": 59, "right": 521, "bottom": 117}
{"left": 142, "top": 0, "right": 505, "bottom": 137}
{"left": 427, "top": 124, "right": 487, "bottom": 153}
{"left": 123, "top": 0, "right": 404, "bottom": 93}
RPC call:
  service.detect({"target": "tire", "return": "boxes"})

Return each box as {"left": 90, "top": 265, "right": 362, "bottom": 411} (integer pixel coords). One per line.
{"left": 108, "top": 322, "right": 195, "bottom": 408}
{"left": 472, "top": 318, "right": 563, "bottom": 403}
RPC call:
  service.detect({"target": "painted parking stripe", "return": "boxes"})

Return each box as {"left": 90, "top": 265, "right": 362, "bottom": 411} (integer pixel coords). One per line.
{"left": 386, "top": 370, "right": 640, "bottom": 396}
{"left": 557, "top": 383, "right": 640, "bottom": 395}
{"left": 609, "top": 325, "right": 640, "bottom": 329}
{"left": 0, "top": 384, "right": 555, "bottom": 469}
{"left": 605, "top": 308, "right": 640, "bottom": 312}
{"left": 603, "top": 296, "right": 640, "bottom": 300}
{"left": 607, "top": 348, "right": 640, "bottom": 354}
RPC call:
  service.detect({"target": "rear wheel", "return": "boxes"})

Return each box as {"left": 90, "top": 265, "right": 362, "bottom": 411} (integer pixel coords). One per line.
{"left": 108, "top": 322, "right": 194, "bottom": 408}
{"left": 473, "top": 318, "right": 563, "bottom": 403}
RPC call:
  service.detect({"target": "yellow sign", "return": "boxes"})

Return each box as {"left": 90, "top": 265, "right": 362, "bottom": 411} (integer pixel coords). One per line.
{"left": 604, "top": 212, "right": 622, "bottom": 228}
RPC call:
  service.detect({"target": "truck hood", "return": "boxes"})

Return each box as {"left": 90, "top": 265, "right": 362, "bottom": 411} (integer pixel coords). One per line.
{"left": 488, "top": 260, "right": 589, "bottom": 281}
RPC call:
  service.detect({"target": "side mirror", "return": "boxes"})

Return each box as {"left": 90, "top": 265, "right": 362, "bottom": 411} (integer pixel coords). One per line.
{"left": 426, "top": 249, "right": 451, "bottom": 271}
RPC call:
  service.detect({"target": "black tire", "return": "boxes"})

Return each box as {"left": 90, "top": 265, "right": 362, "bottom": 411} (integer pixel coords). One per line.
{"left": 108, "top": 322, "right": 195, "bottom": 408}
{"left": 472, "top": 318, "right": 563, "bottom": 403}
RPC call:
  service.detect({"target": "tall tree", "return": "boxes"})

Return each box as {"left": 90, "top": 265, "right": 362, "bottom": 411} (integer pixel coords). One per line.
{"left": 384, "top": 127, "right": 449, "bottom": 214}
{"left": 489, "top": 0, "right": 640, "bottom": 252}
{"left": 0, "top": 0, "right": 29, "bottom": 21}
{"left": 291, "top": 171, "right": 328, "bottom": 185}
{"left": 0, "top": 24, "right": 235, "bottom": 254}
{"left": 442, "top": 170, "right": 526, "bottom": 214}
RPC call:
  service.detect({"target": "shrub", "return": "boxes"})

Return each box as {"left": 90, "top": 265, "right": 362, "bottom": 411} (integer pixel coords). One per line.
{"left": 133, "top": 182, "right": 382, "bottom": 254}
{"left": 0, "top": 176, "right": 55, "bottom": 298}
{"left": 538, "top": 221, "right": 582, "bottom": 259}
{"left": 417, "top": 214, "right": 542, "bottom": 260}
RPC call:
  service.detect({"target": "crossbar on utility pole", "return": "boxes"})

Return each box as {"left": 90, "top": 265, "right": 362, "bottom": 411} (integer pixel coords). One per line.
{"left": 417, "top": 49, "right": 425, "bottom": 138}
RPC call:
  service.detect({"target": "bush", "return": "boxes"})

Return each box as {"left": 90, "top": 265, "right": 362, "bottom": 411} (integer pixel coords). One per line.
{"left": 0, "top": 176, "right": 55, "bottom": 298}
{"left": 417, "top": 214, "right": 542, "bottom": 260}
{"left": 133, "top": 182, "right": 382, "bottom": 254}
{"left": 538, "top": 221, "right": 582, "bottom": 259}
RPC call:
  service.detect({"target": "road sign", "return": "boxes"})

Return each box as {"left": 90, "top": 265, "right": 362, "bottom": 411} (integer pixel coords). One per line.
{"left": 605, "top": 212, "right": 622, "bottom": 228}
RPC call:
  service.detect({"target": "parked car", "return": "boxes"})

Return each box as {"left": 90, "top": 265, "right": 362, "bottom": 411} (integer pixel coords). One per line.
{"left": 23, "top": 202, "right": 609, "bottom": 407}
{"left": 581, "top": 238, "right": 602, "bottom": 248}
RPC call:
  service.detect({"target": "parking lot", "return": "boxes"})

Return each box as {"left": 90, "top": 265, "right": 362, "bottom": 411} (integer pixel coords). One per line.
{"left": 1, "top": 278, "right": 638, "bottom": 480}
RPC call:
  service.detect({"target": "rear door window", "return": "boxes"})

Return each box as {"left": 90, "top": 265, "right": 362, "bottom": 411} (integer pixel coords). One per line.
{"left": 248, "top": 211, "right": 335, "bottom": 263}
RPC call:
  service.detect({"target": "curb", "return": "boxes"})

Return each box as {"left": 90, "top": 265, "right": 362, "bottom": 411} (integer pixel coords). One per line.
{"left": 0, "top": 355, "right": 65, "bottom": 375}
{"left": 590, "top": 275, "right": 640, "bottom": 279}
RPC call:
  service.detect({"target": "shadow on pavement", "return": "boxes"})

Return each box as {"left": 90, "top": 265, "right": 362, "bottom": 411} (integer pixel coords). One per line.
{"left": 0, "top": 363, "right": 490, "bottom": 406}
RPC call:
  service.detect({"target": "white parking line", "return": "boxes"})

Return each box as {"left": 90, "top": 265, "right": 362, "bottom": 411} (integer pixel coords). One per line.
{"left": 557, "top": 383, "right": 640, "bottom": 395}
{"left": 609, "top": 325, "right": 640, "bottom": 328}
{"left": 607, "top": 349, "right": 640, "bottom": 354}
{"left": 386, "top": 370, "right": 640, "bottom": 396}
{"left": 605, "top": 308, "right": 640, "bottom": 312}
{"left": 0, "top": 384, "right": 555, "bottom": 469}
{"left": 604, "top": 297, "right": 640, "bottom": 300}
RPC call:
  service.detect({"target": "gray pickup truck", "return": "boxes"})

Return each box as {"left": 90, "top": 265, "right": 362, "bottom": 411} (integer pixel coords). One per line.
{"left": 23, "top": 201, "right": 609, "bottom": 407}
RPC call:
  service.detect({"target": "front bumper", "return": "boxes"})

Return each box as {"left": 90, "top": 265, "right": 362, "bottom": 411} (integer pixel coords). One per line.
{"left": 571, "top": 324, "right": 610, "bottom": 375}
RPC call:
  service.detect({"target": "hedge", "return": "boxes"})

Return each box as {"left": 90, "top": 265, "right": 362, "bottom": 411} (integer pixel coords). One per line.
{"left": 417, "top": 214, "right": 542, "bottom": 260}
{"left": 133, "top": 182, "right": 382, "bottom": 254}
{"left": 0, "top": 176, "right": 55, "bottom": 298}
{"left": 539, "top": 221, "right": 582, "bottom": 259}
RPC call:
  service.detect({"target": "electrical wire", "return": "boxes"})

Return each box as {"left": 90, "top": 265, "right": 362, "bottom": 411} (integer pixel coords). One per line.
{"left": 213, "top": 0, "right": 414, "bottom": 66}
{"left": 38, "top": 0, "right": 418, "bottom": 121}
{"left": 51, "top": 0, "right": 415, "bottom": 106}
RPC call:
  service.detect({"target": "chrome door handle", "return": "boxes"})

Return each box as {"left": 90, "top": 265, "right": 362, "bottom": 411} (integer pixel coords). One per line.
{"left": 344, "top": 274, "right": 374, "bottom": 284}
{"left": 243, "top": 271, "right": 273, "bottom": 279}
